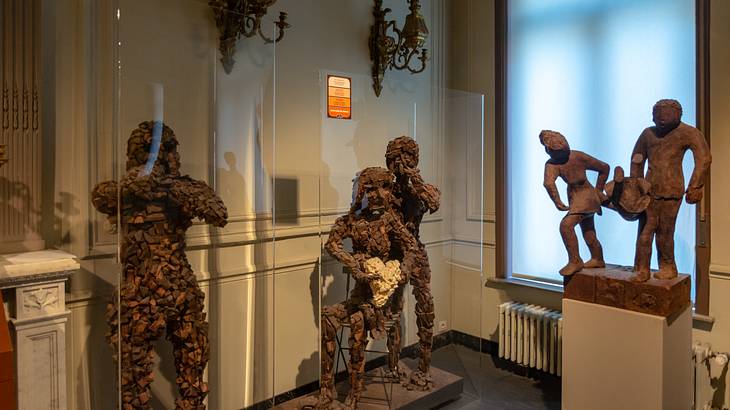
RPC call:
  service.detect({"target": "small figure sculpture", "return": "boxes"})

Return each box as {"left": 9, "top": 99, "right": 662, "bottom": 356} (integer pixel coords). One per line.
{"left": 92, "top": 122, "right": 228, "bottom": 410}
{"left": 384, "top": 136, "right": 440, "bottom": 390}
{"left": 316, "top": 167, "right": 417, "bottom": 409}
{"left": 629, "top": 99, "right": 711, "bottom": 281}
{"left": 540, "top": 130, "right": 609, "bottom": 276}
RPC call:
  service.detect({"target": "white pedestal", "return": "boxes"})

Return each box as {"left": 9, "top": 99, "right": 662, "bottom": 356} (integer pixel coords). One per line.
{"left": 0, "top": 250, "right": 78, "bottom": 410}
{"left": 562, "top": 299, "right": 691, "bottom": 410}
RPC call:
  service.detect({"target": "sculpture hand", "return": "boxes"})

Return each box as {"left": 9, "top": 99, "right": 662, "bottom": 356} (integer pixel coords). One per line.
{"left": 555, "top": 201, "right": 569, "bottom": 212}
{"left": 596, "top": 189, "right": 609, "bottom": 204}
{"left": 685, "top": 186, "right": 704, "bottom": 204}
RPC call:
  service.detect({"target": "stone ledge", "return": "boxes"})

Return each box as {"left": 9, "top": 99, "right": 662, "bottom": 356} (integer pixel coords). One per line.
{"left": 563, "top": 265, "right": 690, "bottom": 318}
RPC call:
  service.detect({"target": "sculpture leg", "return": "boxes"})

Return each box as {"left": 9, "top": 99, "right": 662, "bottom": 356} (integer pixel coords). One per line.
{"left": 115, "top": 298, "right": 161, "bottom": 410}
{"left": 319, "top": 303, "right": 348, "bottom": 408}
{"left": 559, "top": 214, "right": 584, "bottom": 276}
{"left": 386, "top": 286, "right": 404, "bottom": 379}
{"left": 632, "top": 201, "right": 658, "bottom": 282}
{"left": 579, "top": 215, "right": 605, "bottom": 268}
{"left": 404, "top": 245, "right": 435, "bottom": 391}
{"left": 167, "top": 279, "right": 210, "bottom": 410}
{"left": 654, "top": 199, "right": 681, "bottom": 280}
{"left": 344, "top": 311, "right": 367, "bottom": 409}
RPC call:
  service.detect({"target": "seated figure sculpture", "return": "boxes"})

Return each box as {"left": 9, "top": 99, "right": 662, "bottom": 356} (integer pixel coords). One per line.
{"left": 629, "top": 99, "right": 711, "bottom": 281}
{"left": 316, "top": 167, "right": 418, "bottom": 409}
{"left": 540, "top": 130, "right": 610, "bottom": 276}
{"left": 92, "top": 121, "right": 228, "bottom": 410}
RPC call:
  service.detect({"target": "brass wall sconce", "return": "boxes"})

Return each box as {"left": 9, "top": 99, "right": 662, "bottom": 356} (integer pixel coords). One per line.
{"left": 209, "top": 0, "right": 291, "bottom": 74}
{"left": 369, "top": 0, "right": 429, "bottom": 97}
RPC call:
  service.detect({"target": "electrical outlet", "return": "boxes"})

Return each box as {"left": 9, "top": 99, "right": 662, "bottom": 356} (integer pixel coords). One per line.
{"left": 438, "top": 320, "right": 447, "bottom": 331}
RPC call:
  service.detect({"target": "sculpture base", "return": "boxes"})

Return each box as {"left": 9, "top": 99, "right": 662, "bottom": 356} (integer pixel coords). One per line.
{"left": 562, "top": 299, "right": 691, "bottom": 410}
{"left": 276, "top": 362, "right": 463, "bottom": 410}
{"left": 563, "top": 265, "right": 690, "bottom": 317}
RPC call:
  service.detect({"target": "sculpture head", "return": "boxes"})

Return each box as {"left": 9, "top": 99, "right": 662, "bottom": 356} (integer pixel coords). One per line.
{"left": 652, "top": 99, "right": 682, "bottom": 135}
{"left": 385, "top": 136, "right": 419, "bottom": 175}
{"left": 126, "top": 121, "right": 181, "bottom": 175}
{"left": 351, "top": 167, "right": 395, "bottom": 215}
{"left": 539, "top": 130, "right": 570, "bottom": 163}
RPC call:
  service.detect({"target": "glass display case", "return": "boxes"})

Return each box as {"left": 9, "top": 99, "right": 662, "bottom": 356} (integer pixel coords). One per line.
{"left": 2, "top": 1, "right": 489, "bottom": 409}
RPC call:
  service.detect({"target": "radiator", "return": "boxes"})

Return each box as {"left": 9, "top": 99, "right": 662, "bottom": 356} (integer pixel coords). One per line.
{"left": 693, "top": 342, "right": 730, "bottom": 410}
{"left": 498, "top": 302, "right": 562, "bottom": 376}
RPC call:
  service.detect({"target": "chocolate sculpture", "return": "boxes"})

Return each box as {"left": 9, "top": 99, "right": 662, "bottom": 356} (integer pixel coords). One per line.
{"left": 384, "top": 136, "right": 440, "bottom": 390}
{"left": 629, "top": 99, "right": 711, "bottom": 281}
{"left": 540, "top": 130, "right": 610, "bottom": 276}
{"left": 317, "top": 167, "right": 418, "bottom": 409}
{"left": 92, "top": 121, "right": 228, "bottom": 410}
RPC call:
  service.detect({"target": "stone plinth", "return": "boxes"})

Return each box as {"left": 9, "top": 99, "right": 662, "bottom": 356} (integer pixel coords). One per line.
{"left": 562, "top": 299, "right": 691, "bottom": 410}
{"left": 0, "top": 292, "right": 15, "bottom": 410}
{"left": 563, "top": 265, "right": 690, "bottom": 317}
{"left": 276, "top": 362, "right": 463, "bottom": 410}
{"left": 0, "top": 249, "right": 78, "bottom": 410}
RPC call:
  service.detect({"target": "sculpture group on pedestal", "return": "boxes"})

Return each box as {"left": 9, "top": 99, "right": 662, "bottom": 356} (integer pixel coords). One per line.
{"left": 543, "top": 99, "right": 711, "bottom": 282}
{"left": 92, "top": 122, "right": 228, "bottom": 410}
{"left": 311, "top": 136, "right": 440, "bottom": 409}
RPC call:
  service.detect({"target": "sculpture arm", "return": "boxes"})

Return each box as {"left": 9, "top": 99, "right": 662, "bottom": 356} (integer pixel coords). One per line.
{"left": 324, "top": 216, "right": 368, "bottom": 282}
{"left": 687, "top": 130, "right": 712, "bottom": 190}
{"left": 686, "top": 129, "right": 712, "bottom": 204}
{"left": 407, "top": 169, "right": 441, "bottom": 213}
{"left": 91, "top": 180, "right": 118, "bottom": 217}
{"left": 543, "top": 164, "right": 568, "bottom": 211}
{"left": 171, "top": 177, "right": 228, "bottom": 228}
{"left": 630, "top": 131, "right": 649, "bottom": 178}
{"left": 580, "top": 151, "right": 610, "bottom": 193}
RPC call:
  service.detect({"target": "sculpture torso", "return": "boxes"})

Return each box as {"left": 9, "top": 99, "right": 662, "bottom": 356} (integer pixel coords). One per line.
{"left": 639, "top": 123, "right": 701, "bottom": 199}
{"left": 546, "top": 150, "right": 602, "bottom": 214}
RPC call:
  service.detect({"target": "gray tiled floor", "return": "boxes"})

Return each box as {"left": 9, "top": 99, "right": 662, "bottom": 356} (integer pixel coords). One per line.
{"left": 401, "top": 345, "right": 561, "bottom": 410}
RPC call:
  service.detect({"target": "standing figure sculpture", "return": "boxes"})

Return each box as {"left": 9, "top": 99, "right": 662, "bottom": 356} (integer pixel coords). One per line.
{"left": 630, "top": 99, "right": 711, "bottom": 281}
{"left": 540, "top": 130, "right": 610, "bottom": 276}
{"left": 92, "top": 121, "right": 228, "bottom": 410}
{"left": 317, "top": 167, "right": 418, "bottom": 409}
{"left": 384, "top": 136, "right": 440, "bottom": 390}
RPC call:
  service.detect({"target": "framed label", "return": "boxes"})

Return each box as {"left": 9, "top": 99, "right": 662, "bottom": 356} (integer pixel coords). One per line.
{"left": 327, "top": 75, "right": 352, "bottom": 119}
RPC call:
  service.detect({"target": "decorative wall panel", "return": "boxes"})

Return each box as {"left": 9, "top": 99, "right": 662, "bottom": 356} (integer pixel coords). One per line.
{"left": 0, "top": 0, "right": 43, "bottom": 252}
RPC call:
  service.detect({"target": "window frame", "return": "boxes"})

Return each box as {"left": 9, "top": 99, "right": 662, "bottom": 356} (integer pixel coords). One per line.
{"left": 494, "top": 0, "right": 712, "bottom": 315}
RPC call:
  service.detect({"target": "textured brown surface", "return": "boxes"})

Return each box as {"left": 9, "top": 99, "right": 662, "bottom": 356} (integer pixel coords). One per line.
{"left": 92, "top": 122, "right": 228, "bottom": 410}
{"left": 385, "top": 136, "right": 440, "bottom": 391}
{"left": 318, "top": 167, "right": 418, "bottom": 409}
{"left": 540, "top": 130, "right": 609, "bottom": 277}
{"left": 563, "top": 266, "right": 690, "bottom": 317}
{"left": 629, "top": 99, "right": 711, "bottom": 281}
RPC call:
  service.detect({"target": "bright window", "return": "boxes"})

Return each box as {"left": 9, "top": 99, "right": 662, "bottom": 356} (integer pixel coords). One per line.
{"left": 508, "top": 0, "right": 697, "bottom": 287}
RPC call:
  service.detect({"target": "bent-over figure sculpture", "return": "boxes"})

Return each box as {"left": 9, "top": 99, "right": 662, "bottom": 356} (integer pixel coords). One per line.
{"left": 629, "top": 99, "right": 711, "bottom": 281}
{"left": 316, "top": 167, "right": 418, "bottom": 409}
{"left": 384, "top": 136, "right": 440, "bottom": 390}
{"left": 540, "top": 130, "right": 609, "bottom": 276}
{"left": 92, "top": 121, "right": 228, "bottom": 410}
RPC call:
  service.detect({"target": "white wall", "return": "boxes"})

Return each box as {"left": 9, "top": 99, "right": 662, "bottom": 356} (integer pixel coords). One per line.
{"left": 47, "top": 0, "right": 486, "bottom": 409}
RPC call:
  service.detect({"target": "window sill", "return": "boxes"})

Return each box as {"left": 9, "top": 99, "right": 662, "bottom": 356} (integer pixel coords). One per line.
{"left": 486, "top": 276, "right": 717, "bottom": 324}
{"left": 485, "top": 276, "right": 563, "bottom": 293}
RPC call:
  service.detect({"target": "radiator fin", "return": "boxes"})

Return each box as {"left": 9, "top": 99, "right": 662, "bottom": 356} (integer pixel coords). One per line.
{"left": 498, "top": 302, "right": 562, "bottom": 376}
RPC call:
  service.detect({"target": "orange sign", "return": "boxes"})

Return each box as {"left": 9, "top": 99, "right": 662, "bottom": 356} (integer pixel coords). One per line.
{"left": 327, "top": 75, "right": 352, "bottom": 119}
